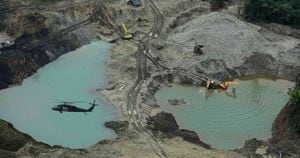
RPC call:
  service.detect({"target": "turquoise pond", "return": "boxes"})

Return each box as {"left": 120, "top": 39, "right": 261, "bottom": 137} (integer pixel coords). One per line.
{"left": 155, "top": 78, "right": 294, "bottom": 150}
{"left": 0, "top": 41, "right": 117, "bottom": 148}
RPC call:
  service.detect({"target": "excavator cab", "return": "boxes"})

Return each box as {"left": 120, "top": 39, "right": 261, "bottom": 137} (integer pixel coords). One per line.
{"left": 121, "top": 23, "right": 133, "bottom": 40}
{"left": 206, "top": 80, "right": 219, "bottom": 89}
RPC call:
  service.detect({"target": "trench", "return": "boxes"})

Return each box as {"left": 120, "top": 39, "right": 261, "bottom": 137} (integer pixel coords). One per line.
{"left": 0, "top": 41, "right": 117, "bottom": 148}
{"left": 155, "top": 77, "right": 294, "bottom": 150}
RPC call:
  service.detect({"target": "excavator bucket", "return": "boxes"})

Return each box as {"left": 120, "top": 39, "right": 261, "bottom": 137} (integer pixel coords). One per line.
{"left": 219, "top": 81, "right": 239, "bottom": 89}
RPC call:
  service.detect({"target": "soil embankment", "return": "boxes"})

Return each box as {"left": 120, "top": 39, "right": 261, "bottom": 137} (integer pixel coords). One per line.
{"left": 0, "top": 0, "right": 246, "bottom": 157}
{"left": 0, "top": 0, "right": 97, "bottom": 89}
{"left": 273, "top": 101, "right": 300, "bottom": 140}
{"left": 269, "top": 74, "right": 300, "bottom": 157}
{"left": 0, "top": 0, "right": 300, "bottom": 157}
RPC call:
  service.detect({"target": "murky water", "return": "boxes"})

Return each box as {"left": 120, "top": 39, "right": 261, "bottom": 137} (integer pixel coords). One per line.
{"left": 0, "top": 41, "right": 116, "bottom": 148}
{"left": 156, "top": 78, "right": 294, "bottom": 150}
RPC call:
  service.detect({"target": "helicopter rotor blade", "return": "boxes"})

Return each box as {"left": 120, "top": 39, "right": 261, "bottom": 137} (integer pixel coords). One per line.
{"left": 89, "top": 100, "right": 99, "bottom": 106}
{"left": 55, "top": 100, "right": 86, "bottom": 104}
{"left": 89, "top": 103, "right": 100, "bottom": 106}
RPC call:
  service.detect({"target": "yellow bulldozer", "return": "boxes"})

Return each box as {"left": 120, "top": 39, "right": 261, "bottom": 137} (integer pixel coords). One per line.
{"left": 121, "top": 23, "right": 133, "bottom": 39}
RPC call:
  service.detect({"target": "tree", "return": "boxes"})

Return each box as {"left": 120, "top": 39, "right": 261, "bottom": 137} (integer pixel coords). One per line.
{"left": 290, "top": 89, "right": 300, "bottom": 105}
{"left": 289, "top": 74, "right": 300, "bottom": 135}
{"left": 210, "top": 0, "right": 226, "bottom": 11}
{"left": 244, "top": 0, "right": 300, "bottom": 29}
{"left": 0, "top": 16, "right": 6, "bottom": 32}
{"left": 295, "top": 73, "right": 300, "bottom": 89}
{"left": 290, "top": 74, "right": 300, "bottom": 109}
{"left": 295, "top": 120, "right": 300, "bottom": 135}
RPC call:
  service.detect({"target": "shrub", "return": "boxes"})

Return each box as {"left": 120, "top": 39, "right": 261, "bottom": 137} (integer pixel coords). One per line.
{"left": 290, "top": 74, "right": 300, "bottom": 108}
{"left": 290, "top": 89, "right": 300, "bottom": 105}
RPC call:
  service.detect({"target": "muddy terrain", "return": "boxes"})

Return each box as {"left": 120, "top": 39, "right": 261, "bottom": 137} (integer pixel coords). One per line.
{"left": 0, "top": 0, "right": 300, "bottom": 157}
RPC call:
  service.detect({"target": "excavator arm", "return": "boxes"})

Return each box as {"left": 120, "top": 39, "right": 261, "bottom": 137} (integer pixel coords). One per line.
{"left": 219, "top": 81, "right": 239, "bottom": 89}
{"left": 224, "top": 81, "right": 239, "bottom": 86}
{"left": 121, "top": 23, "right": 133, "bottom": 39}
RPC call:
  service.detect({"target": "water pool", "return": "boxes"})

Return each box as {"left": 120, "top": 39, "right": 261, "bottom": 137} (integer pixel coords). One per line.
{"left": 0, "top": 41, "right": 116, "bottom": 148}
{"left": 156, "top": 78, "right": 294, "bottom": 149}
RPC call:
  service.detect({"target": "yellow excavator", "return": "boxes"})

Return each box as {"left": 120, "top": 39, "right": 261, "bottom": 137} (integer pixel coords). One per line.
{"left": 206, "top": 80, "right": 239, "bottom": 90}
{"left": 121, "top": 23, "right": 133, "bottom": 39}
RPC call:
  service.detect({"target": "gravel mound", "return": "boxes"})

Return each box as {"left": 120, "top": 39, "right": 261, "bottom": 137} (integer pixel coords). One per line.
{"left": 170, "top": 12, "right": 273, "bottom": 68}
{"left": 166, "top": 12, "right": 300, "bottom": 80}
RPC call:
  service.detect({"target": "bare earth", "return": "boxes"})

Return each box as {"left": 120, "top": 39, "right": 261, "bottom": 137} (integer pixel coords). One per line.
{"left": 1, "top": 0, "right": 300, "bottom": 157}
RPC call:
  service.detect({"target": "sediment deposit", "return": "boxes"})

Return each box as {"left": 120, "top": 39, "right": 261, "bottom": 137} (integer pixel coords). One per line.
{"left": 1, "top": 0, "right": 300, "bottom": 157}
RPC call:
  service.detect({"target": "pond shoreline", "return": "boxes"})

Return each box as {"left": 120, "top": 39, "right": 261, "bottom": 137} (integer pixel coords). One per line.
{"left": 0, "top": 41, "right": 117, "bottom": 148}
{"left": 1, "top": 0, "right": 300, "bottom": 157}
{"left": 155, "top": 78, "right": 293, "bottom": 150}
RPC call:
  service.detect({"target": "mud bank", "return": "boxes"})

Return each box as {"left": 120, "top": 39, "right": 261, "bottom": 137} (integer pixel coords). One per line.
{"left": 100, "top": 1, "right": 300, "bottom": 157}
{"left": 0, "top": 0, "right": 300, "bottom": 157}
{"left": 138, "top": 11, "right": 300, "bottom": 125}
{"left": 0, "top": 1, "right": 243, "bottom": 158}
{"left": 267, "top": 74, "right": 300, "bottom": 157}
{"left": 0, "top": 0, "right": 98, "bottom": 90}
{"left": 0, "top": 117, "right": 245, "bottom": 158}
{"left": 0, "top": 41, "right": 116, "bottom": 148}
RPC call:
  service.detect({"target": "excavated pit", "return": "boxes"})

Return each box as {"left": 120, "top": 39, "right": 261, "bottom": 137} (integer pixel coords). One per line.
{"left": 155, "top": 77, "right": 294, "bottom": 149}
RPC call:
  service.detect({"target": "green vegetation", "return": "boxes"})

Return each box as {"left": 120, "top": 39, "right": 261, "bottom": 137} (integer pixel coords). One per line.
{"left": 32, "top": 0, "right": 64, "bottom": 4}
{"left": 289, "top": 74, "right": 300, "bottom": 134}
{"left": 244, "top": 0, "right": 300, "bottom": 29}
{"left": 0, "top": 17, "right": 6, "bottom": 32}
{"left": 0, "top": 119, "right": 33, "bottom": 151}
{"left": 36, "top": 0, "right": 63, "bottom": 1}
{"left": 290, "top": 74, "right": 300, "bottom": 105}
{"left": 210, "top": 0, "right": 226, "bottom": 11}
{"left": 0, "top": 150, "right": 16, "bottom": 158}
{"left": 290, "top": 88, "right": 300, "bottom": 106}
{"left": 295, "top": 120, "right": 300, "bottom": 135}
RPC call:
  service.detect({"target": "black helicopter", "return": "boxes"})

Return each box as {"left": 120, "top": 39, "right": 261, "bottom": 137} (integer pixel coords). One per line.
{"left": 52, "top": 100, "right": 99, "bottom": 114}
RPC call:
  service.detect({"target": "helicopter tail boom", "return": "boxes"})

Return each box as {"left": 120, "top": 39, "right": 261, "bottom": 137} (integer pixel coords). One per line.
{"left": 88, "top": 105, "right": 95, "bottom": 112}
